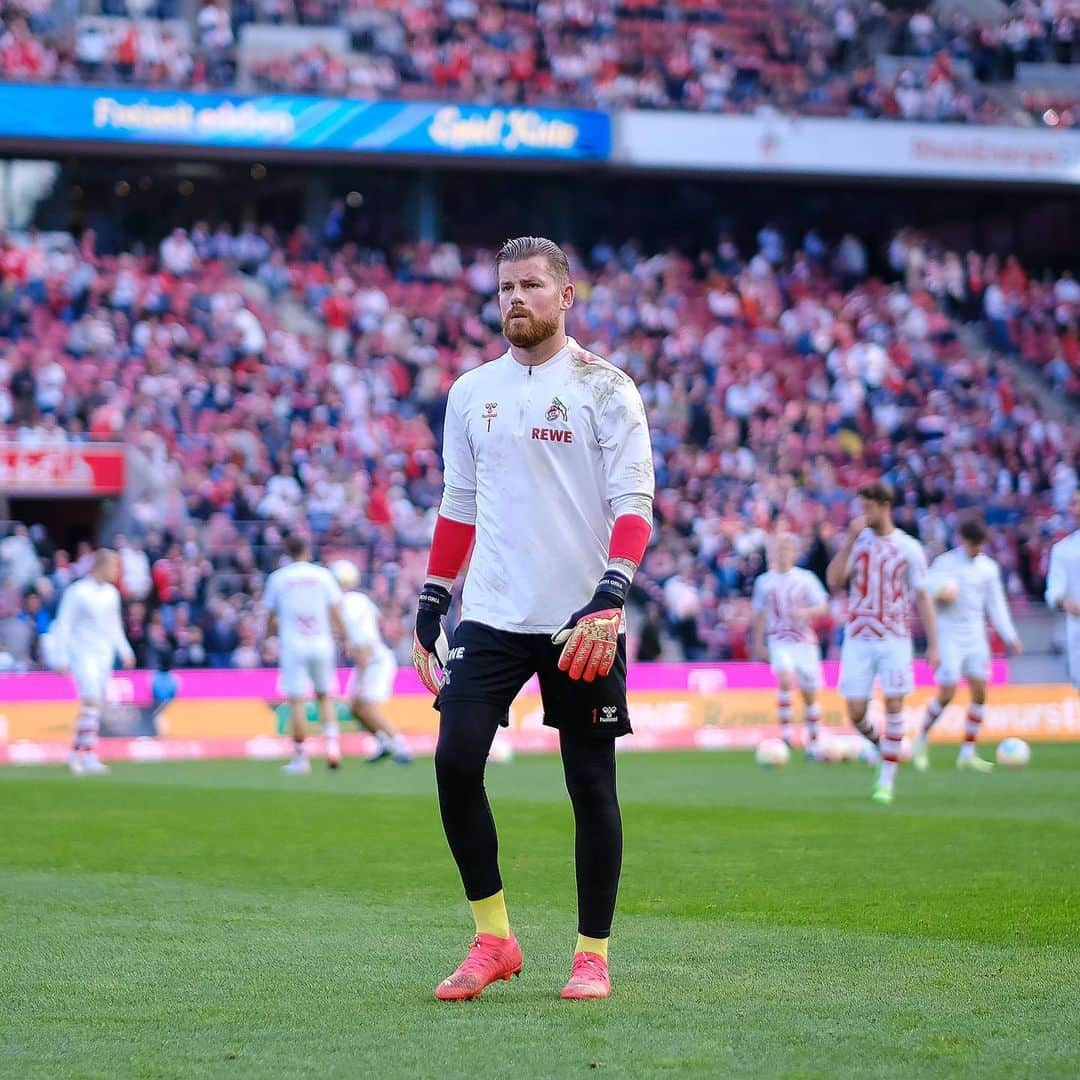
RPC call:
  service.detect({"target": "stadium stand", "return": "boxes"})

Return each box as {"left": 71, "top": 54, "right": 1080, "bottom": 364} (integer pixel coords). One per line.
{"left": 1, "top": 0, "right": 1077, "bottom": 123}
{"left": 1, "top": 222, "right": 1075, "bottom": 670}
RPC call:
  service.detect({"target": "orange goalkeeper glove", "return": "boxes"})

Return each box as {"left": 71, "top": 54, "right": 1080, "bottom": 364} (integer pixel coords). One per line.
{"left": 552, "top": 571, "right": 629, "bottom": 683}
{"left": 413, "top": 583, "right": 451, "bottom": 695}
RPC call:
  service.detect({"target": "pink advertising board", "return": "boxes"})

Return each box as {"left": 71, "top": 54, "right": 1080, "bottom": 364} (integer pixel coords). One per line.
{"left": 0, "top": 660, "right": 1010, "bottom": 705}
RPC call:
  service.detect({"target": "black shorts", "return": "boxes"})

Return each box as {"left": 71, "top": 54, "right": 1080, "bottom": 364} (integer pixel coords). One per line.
{"left": 435, "top": 620, "right": 632, "bottom": 739}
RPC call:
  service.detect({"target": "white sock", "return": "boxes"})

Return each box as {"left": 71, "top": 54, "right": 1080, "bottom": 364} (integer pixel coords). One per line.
{"left": 878, "top": 760, "right": 898, "bottom": 788}
{"left": 376, "top": 730, "right": 393, "bottom": 750}
{"left": 324, "top": 724, "right": 340, "bottom": 742}
{"left": 391, "top": 733, "right": 409, "bottom": 754}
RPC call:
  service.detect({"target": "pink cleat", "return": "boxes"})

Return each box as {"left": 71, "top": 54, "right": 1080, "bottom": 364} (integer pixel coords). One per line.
{"left": 435, "top": 933, "right": 523, "bottom": 1002}
{"left": 561, "top": 952, "right": 611, "bottom": 1000}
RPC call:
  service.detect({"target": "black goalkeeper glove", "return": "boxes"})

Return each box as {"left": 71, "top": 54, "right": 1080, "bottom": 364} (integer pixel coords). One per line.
{"left": 413, "top": 583, "right": 451, "bottom": 695}
{"left": 551, "top": 570, "right": 629, "bottom": 683}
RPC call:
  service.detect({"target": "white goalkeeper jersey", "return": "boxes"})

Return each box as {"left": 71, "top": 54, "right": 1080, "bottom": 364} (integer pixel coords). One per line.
{"left": 50, "top": 576, "right": 134, "bottom": 670}
{"left": 439, "top": 337, "right": 655, "bottom": 633}
{"left": 926, "top": 547, "right": 1018, "bottom": 646}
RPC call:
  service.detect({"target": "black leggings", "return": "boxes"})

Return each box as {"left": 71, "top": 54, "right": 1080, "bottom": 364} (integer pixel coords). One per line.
{"left": 434, "top": 702, "right": 623, "bottom": 939}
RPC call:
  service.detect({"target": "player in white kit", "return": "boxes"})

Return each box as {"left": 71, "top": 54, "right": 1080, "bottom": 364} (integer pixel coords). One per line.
{"left": 914, "top": 519, "right": 1023, "bottom": 773}
{"left": 751, "top": 532, "right": 829, "bottom": 751}
{"left": 1045, "top": 489, "right": 1080, "bottom": 689}
{"left": 49, "top": 548, "right": 136, "bottom": 775}
{"left": 827, "top": 483, "right": 939, "bottom": 804}
{"left": 330, "top": 560, "right": 412, "bottom": 765}
{"left": 263, "top": 536, "right": 346, "bottom": 773}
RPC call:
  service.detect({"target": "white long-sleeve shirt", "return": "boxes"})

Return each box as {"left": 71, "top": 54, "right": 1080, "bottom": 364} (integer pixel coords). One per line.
{"left": 1046, "top": 530, "right": 1080, "bottom": 639}
{"left": 50, "top": 576, "right": 134, "bottom": 669}
{"left": 927, "top": 547, "right": 1019, "bottom": 646}
{"left": 341, "top": 590, "right": 395, "bottom": 668}
{"left": 439, "top": 337, "right": 655, "bottom": 633}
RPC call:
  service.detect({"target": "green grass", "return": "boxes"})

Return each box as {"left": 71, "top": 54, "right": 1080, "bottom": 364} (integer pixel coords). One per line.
{"left": 1, "top": 746, "right": 1078, "bottom": 1079}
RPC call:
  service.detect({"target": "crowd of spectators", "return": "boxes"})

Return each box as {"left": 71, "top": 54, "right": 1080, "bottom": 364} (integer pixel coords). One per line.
{"left": 0, "top": 217, "right": 1077, "bottom": 670}
{"left": 0, "top": 0, "right": 1074, "bottom": 126}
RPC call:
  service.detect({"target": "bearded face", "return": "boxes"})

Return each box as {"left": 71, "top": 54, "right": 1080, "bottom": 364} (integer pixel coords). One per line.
{"left": 502, "top": 307, "right": 562, "bottom": 348}
{"left": 497, "top": 255, "right": 573, "bottom": 352}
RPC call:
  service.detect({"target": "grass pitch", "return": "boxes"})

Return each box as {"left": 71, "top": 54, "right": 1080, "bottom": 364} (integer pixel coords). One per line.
{"left": 1, "top": 746, "right": 1078, "bottom": 1079}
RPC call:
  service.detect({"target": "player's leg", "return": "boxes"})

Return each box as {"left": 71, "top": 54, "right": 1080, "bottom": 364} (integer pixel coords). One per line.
{"left": 281, "top": 694, "right": 312, "bottom": 774}
{"left": 956, "top": 670, "right": 993, "bottom": 772}
{"left": 278, "top": 651, "right": 312, "bottom": 774}
{"left": 916, "top": 640, "right": 959, "bottom": 770}
{"left": 559, "top": 730, "right": 619, "bottom": 1000}
{"left": 801, "top": 689, "right": 821, "bottom": 750}
{"left": 70, "top": 695, "right": 104, "bottom": 775}
{"left": 914, "top": 684, "right": 955, "bottom": 772}
{"left": 69, "top": 661, "right": 109, "bottom": 775}
{"left": 536, "top": 634, "right": 630, "bottom": 1001}
{"left": 433, "top": 700, "right": 522, "bottom": 1000}
{"left": 310, "top": 650, "right": 340, "bottom": 769}
{"left": 796, "top": 645, "right": 823, "bottom": 752}
{"left": 777, "top": 673, "right": 795, "bottom": 748}
{"left": 873, "top": 641, "right": 915, "bottom": 804}
{"left": 432, "top": 623, "right": 532, "bottom": 1001}
{"left": 349, "top": 657, "right": 411, "bottom": 763}
{"left": 838, "top": 639, "right": 879, "bottom": 749}
{"left": 352, "top": 698, "right": 412, "bottom": 764}
{"left": 768, "top": 643, "right": 795, "bottom": 746}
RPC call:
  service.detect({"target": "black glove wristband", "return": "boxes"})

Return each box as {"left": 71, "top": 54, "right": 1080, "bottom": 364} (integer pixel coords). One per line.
{"left": 417, "top": 582, "right": 451, "bottom": 617}
{"left": 593, "top": 570, "right": 630, "bottom": 608}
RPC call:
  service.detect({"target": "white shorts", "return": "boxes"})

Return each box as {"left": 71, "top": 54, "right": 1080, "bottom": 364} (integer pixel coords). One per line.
{"left": 279, "top": 646, "right": 336, "bottom": 698}
{"left": 839, "top": 636, "right": 914, "bottom": 700}
{"left": 345, "top": 655, "right": 396, "bottom": 704}
{"left": 935, "top": 636, "right": 991, "bottom": 686}
{"left": 71, "top": 657, "right": 111, "bottom": 703}
{"left": 768, "top": 641, "right": 822, "bottom": 692}
{"left": 1067, "top": 624, "right": 1080, "bottom": 689}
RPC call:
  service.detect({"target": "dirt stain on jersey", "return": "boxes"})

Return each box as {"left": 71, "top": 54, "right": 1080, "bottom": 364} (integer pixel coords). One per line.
{"left": 569, "top": 353, "right": 625, "bottom": 414}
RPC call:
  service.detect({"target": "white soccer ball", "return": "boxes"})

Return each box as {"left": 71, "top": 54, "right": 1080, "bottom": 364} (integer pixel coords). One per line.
{"left": 806, "top": 737, "right": 841, "bottom": 763}
{"left": 488, "top": 736, "right": 515, "bottom": 764}
{"left": 935, "top": 580, "right": 959, "bottom": 604}
{"left": 330, "top": 559, "right": 359, "bottom": 591}
{"left": 756, "top": 738, "right": 790, "bottom": 768}
{"left": 996, "top": 737, "right": 1031, "bottom": 769}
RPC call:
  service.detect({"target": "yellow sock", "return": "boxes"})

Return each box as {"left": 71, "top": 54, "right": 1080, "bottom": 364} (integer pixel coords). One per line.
{"left": 575, "top": 934, "right": 608, "bottom": 960}
{"left": 469, "top": 891, "right": 510, "bottom": 938}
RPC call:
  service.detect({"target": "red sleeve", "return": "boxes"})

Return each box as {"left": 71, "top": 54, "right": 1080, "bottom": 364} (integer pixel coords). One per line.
{"left": 608, "top": 514, "right": 651, "bottom": 568}
{"left": 427, "top": 514, "right": 475, "bottom": 581}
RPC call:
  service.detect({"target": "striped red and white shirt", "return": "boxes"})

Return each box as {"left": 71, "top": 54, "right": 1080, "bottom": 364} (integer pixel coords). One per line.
{"left": 751, "top": 568, "right": 828, "bottom": 644}
{"left": 845, "top": 528, "right": 928, "bottom": 641}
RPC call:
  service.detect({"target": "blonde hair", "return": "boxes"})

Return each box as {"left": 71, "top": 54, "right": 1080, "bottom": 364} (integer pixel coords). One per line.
{"left": 495, "top": 236, "right": 570, "bottom": 283}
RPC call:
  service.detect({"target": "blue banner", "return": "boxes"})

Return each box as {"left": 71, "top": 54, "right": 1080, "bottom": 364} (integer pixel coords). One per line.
{"left": 0, "top": 83, "right": 610, "bottom": 160}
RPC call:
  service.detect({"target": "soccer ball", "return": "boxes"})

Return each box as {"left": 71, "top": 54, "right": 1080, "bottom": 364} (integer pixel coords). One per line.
{"left": 488, "top": 736, "right": 515, "bottom": 764}
{"left": 756, "top": 738, "right": 790, "bottom": 768}
{"left": 806, "top": 737, "right": 841, "bottom": 763}
{"left": 936, "top": 580, "right": 959, "bottom": 603}
{"left": 330, "top": 559, "right": 359, "bottom": 591}
{"left": 996, "top": 738, "right": 1030, "bottom": 768}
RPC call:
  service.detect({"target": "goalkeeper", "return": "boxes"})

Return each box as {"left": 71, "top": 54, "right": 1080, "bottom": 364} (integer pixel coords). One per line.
{"left": 413, "top": 237, "right": 654, "bottom": 1003}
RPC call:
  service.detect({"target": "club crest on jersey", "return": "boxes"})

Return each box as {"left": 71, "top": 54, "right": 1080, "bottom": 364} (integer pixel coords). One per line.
{"left": 545, "top": 396, "right": 568, "bottom": 424}
{"left": 482, "top": 402, "right": 498, "bottom": 432}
